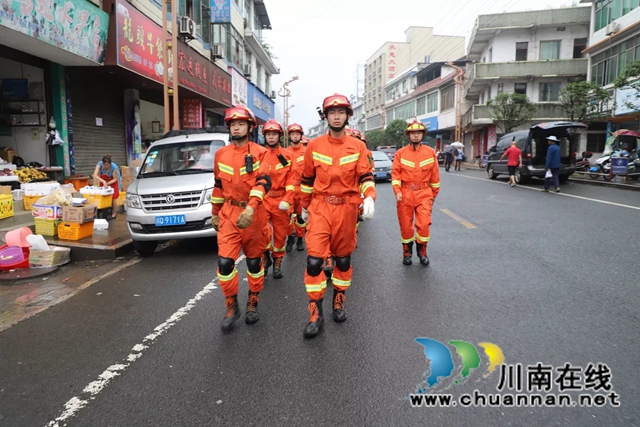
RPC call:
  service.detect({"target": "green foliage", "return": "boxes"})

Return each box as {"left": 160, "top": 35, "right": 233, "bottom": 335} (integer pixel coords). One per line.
{"left": 364, "top": 129, "right": 386, "bottom": 150}
{"left": 384, "top": 119, "right": 410, "bottom": 147}
{"left": 262, "top": 43, "right": 277, "bottom": 60}
{"left": 486, "top": 92, "right": 536, "bottom": 134}
{"left": 558, "top": 80, "right": 611, "bottom": 124}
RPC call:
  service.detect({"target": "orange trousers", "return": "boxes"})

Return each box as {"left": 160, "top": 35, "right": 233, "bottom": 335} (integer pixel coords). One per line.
{"left": 217, "top": 203, "right": 270, "bottom": 297}
{"left": 396, "top": 188, "right": 434, "bottom": 244}
{"left": 264, "top": 196, "right": 291, "bottom": 259}
{"left": 291, "top": 190, "right": 306, "bottom": 238}
{"left": 304, "top": 197, "right": 359, "bottom": 301}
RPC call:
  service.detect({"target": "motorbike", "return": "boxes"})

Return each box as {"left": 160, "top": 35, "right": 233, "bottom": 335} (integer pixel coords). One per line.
{"left": 575, "top": 151, "right": 593, "bottom": 173}
{"left": 591, "top": 149, "right": 640, "bottom": 181}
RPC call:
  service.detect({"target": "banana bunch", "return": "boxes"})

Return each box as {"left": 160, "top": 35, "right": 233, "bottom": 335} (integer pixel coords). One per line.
{"left": 15, "top": 167, "right": 49, "bottom": 183}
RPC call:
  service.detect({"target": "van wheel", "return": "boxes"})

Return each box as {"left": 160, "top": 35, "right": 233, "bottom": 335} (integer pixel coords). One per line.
{"left": 133, "top": 241, "right": 157, "bottom": 257}
{"left": 514, "top": 169, "right": 528, "bottom": 184}
{"left": 487, "top": 165, "right": 498, "bottom": 179}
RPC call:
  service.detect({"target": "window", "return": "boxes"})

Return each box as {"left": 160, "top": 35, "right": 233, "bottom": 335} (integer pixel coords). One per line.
{"left": 539, "top": 82, "right": 561, "bottom": 101}
{"left": 497, "top": 83, "right": 504, "bottom": 94}
{"left": 574, "top": 38, "right": 587, "bottom": 59}
{"left": 427, "top": 92, "right": 438, "bottom": 113}
{"left": 416, "top": 96, "right": 426, "bottom": 115}
{"left": 514, "top": 83, "right": 527, "bottom": 95}
{"left": 516, "top": 42, "right": 528, "bottom": 61}
{"left": 441, "top": 85, "right": 455, "bottom": 111}
{"left": 587, "top": 132, "right": 607, "bottom": 152}
{"left": 213, "top": 24, "right": 243, "bottom": 68}
{"left": 386, "top": 89, "right": 395, "bottom": 102}
{"left": 394, "top": 101, "right": 415, "bottom": 120}
{"left": 540, "top": 41, "right": 561, "bottom": 60}
{"left": 181, "top": 0, "right": 210, "bottom": 43}
{"left": 488, "top": 48, "right": 493, "bottom": 62}
{"left": 595, "top": 0, "right": 640, "bottom": 31}
{"left": 496, "top": 136, "right": 512, "bottom": 152}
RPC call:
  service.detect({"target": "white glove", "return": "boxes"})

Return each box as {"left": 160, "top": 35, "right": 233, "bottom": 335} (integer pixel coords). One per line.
{"left": 301, "top": 208, "right": 308, "bottom": 223}
{"left": 278, "top": 201, "right": 290, "bottom": 211}
{"left": 362, "top": 196, "right": 375, "bottom": 220}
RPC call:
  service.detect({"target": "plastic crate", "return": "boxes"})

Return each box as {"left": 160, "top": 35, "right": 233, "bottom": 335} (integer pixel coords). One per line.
{"left": 23, "top": 194, "right": 44, "bottom": 211}
{"left": 64, "top": 177, "right": 90, "bottom": 192}
{"left": 0, "top": 194, "right": 14, "bottom": 220}
{"left": 97, "top": 207, "right": 113, "bottom": 220}
{"left": 58, "top": 221, "right": 94, "bottom": 241}
{"left": 34, "top": 218, "right": 61, "bottom": 237}
{"left": 83, "top": 194, "right": 112, "bottom": 209}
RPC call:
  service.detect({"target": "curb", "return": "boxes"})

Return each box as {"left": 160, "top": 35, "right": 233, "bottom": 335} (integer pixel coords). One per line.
{"left": 568, "top": 178, "right": 640, "bottom": 191}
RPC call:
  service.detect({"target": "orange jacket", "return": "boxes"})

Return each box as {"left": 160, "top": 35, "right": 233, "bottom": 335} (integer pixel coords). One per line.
{"left": 391, "top": 144, "right": 441, "bottom": 198}
{"left": 210, "top": 141, "right": 270, "bottom": 215}
{"left": 264, "top": 145, "right": 295, "bottom": 206}
{"left": 289, "top": 143, "right": 306, "bottom": 186}
{"left": 300, "top": 134, "right": 377, "bottom": 208}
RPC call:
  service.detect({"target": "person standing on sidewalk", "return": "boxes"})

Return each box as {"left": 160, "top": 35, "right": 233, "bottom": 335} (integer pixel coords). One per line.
{"left": 543, "top": 135, "right": 562, "bottom": 193}
{"left": 454, "top": 147, "right": 464, "bottom": 171}
{"left": 391, "top": 120, "right": 440, "bottom": 267}
{"left": 499, "top": 139, "right": 522, "bottom": 187}
{"left": 210, "top": 105, "right": 272, "bottom": 331}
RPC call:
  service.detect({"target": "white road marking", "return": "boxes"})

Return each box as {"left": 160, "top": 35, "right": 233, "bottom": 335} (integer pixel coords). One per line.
{"left": 46, "top": 255, "right": 246, "bottom": 427}
{"left": 451, "top": 173, "right": 640, "bottom": 211}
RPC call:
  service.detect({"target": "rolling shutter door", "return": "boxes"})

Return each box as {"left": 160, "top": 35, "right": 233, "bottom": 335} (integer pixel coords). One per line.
{"left": 67, "top": 69, "right": 126, "bottom": 177}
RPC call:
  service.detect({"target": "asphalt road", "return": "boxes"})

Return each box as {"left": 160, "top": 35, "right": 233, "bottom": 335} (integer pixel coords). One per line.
{"left": 1, "top": 170, "right": 639, "bottom": 427}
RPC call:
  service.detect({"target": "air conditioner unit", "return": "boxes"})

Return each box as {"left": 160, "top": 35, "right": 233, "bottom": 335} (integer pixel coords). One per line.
{"left": 211, "top": 44, "right": 223, "bottom": 60}
{"left": 270, "top": 90, "right": 276, "bottom": 99}
{"left": 179, "top": 16, "right": 196, "bottom": 40}
{"left": 243, "top": 64, "right": 252, "bottom": 77}
{"left": 606, "top": 22, "right": 620, "bottom": 35}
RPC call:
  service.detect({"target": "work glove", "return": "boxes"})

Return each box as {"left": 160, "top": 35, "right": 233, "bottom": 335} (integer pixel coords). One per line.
{"left": 236, "top": 206, "right": 255, "bottom": 229}
{"left": 362, "top": 197, "right": 375, "bottom": 220}
{"left": 301, "top": 208, "right": 308, "bottom": 224}
{"left": 278, "top": 201, "right": 290, "bottom": 211}
{"left": 211, "top": 215, "right": 220, "bottom": 231}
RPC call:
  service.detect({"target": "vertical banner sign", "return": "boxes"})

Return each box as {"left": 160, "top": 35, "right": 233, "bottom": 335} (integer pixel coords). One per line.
{"left": 231, "top": 68, "right": 247, "bottom": 106}
{"left": 66, "top": 73, "right": 75, "bottom": 175}
{"left": 51, "top": 64, "right": 71, "bottom": 176}
{"left": 487, "top": 125, "right": 497, "bottom": 148}
{"left": 124, "top": 89, "right": 143, "bottom": 164}
{"left": 182, "top": 99, "right": 203, "bottom": 128}
{"left": 210, "top": 0, "right": 231, "bottom": 23}
{"left": 387, "top": 44, "right": 397, "bottom": 80}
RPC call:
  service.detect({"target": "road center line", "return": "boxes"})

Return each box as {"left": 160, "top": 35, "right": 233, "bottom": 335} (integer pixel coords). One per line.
{"left": 440, "top": 208, "right": 477, "bottom": 229}
{"left": 45, "top": 255, "right": 245, "bottom": 427}
{"left": 451, "top": 173, "right": 640, "bottom": 211}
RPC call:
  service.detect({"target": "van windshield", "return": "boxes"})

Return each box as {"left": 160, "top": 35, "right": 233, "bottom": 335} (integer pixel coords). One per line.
{"left": 140, "top": 140, "right": 225, "bottom": 176}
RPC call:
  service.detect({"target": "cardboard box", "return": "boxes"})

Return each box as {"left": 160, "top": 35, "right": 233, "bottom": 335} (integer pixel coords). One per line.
{"left": 122, "top": 176, "right": 136, "bottom": 191}
{"left": 29, "top": 246, "right": 71, "bottom": 268}
{"left": 131, "top": 159, "right": 143, "bottom": 168}
{"left": 0, "top": 185, "right": 11, "bottom": 195}
{"left": 0, "top": 148, "right": 17, "bottom": 163}
{"left": 120, "top": 166, "right": 133, "bottom": 177}
{"left": 62, "top": 205, "right": 97, "bottom": 223}
{"left": 32, "top": 204, "right": 63, "bottom": 219}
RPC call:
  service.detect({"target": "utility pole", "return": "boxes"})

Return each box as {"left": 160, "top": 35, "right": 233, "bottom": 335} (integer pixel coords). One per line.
{"left": 162, "top": 0, "right": 180, "bottom": 131}
{"left": 171, "top": 0, "right": 179, "bottom": 130}
{"left": 278, "top": 75, "right": 298, "bottom": 146}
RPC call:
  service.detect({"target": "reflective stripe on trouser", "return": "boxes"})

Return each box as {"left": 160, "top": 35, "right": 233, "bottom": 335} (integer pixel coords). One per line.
{"left": 264, "top": 196, "right": 291, "bottom": 259}
{"left": 331, "top": 265, "right": 352, "bottom": 291}
{"left": 304, "top": 197, "right": 358, "bottom": 300}
{"left": 217, "top": 203, "right": 270, "bottom": 296}
{"left": 293, "top": 190, "right": 306, "bottom": 237}
{"left": 396, "top": 187, "right": 434, "bottom": 245}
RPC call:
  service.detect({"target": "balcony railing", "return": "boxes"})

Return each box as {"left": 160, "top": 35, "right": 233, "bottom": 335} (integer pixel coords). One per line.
{"left": 462, "top": 103, "right": 570, "bottom": 128}
{"left": 476, "top": 7, "right": 590, "bottom": 29}
{"left": 475, "top": 59, "right": 588, "bottom": 80}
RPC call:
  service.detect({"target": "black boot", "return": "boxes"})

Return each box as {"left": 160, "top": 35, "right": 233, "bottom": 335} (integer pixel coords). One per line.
{"left": 245, "top": 292, "right": 260, "bottom": 324}
{"left": 285, "top": 235, "right": 295, "bottom": 253}
{"left": 221, "top": 295, "right": 240, "bottom": 331}
{"left": 416, "top": 243, "right": 430, "bottom": 267}
{"left": 296, "top": 236, "right": 305, "bottom": 251}
{"left": 402, "top": 242, "right": 413, "bottom": 265}
{"left": 332, "top": 290, "right": 347, "bottom": 322}
{"left": 324, "top": 256, "right": 334, "bottom": 280}
{"left": 262, "top": 251, "right": 272, "bottom": 275}
{"left": 272, "top": 257, "right": 283, "bottom": 279}
{"left": 303, "top": 299, "right": 324, "bottom": 338}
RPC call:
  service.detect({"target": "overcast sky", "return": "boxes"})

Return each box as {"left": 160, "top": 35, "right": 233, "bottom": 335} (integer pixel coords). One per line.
{"left": 263, "top": 0, "right": 584, "bottom": 131}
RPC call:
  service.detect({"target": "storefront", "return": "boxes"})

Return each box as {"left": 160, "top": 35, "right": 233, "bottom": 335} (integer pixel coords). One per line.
{"left": 247, "top": 81, "right": 274, "bottom": 143}
{"left": 421, "top": 116, "right": 439, "bottom": 149}
{"left": 0, "top": 0, "right": 110, "bottom": 175}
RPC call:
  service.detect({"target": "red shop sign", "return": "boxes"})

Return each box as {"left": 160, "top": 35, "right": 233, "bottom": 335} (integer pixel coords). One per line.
{"left": 182, "top": 98, "right": 203, "bottom": 129}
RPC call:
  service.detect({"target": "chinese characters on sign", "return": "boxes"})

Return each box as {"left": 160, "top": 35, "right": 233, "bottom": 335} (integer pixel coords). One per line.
{"left": 182, "top": 99, "right": 203, "bottom": 129}
{"left": 211, "top": 0, "right": 231, "bottom": 23}
{"left": 387, "top": 44, "right": 397, "bottom": 80}
{"left": 252, "top": 92, "right": 272, "bottom": 116}
{"left": 231, "top": 69, "right": 248, "bottom": 106}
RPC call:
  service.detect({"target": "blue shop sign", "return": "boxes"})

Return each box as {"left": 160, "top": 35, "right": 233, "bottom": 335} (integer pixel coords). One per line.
{"left": 247, "top": 83, "right": 274, "bottom": 122}
{"left": 421, "top": 116, "right": 438, "bottom": 132}
{"left": 211, "top": 0, "right": 231, "bottom": 23}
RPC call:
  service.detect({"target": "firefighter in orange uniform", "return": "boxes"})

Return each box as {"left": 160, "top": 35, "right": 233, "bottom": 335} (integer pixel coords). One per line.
{"left": 299, "top": 94, "right": 377, "bottom": 338}
{"left": 210, "top": 105, "right": 272, "bottom": 331}
{"left": 260, "top": 119, "right": 295, "bottom": 279}
{"left": 285, "top": 123, "right": 307, "bottom": 253}
{"left": 391, "top": 119, "right": 440, "bottom": 267}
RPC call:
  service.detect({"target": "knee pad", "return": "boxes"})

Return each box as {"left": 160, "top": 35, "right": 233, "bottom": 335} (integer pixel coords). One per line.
{"left": 218, "top": 257, "right": 235, "bottom": 276}
{"left": 246, "top": 257, "right": 262, "bottom": 274}
{"left": 296, "top": 214, "right": 306, "bottom": 225}
{"left": 335, "top": 256, "right": 351, "bottom": 272}
{"left": 306, "top": 256, "right": 324, "bottom": 276}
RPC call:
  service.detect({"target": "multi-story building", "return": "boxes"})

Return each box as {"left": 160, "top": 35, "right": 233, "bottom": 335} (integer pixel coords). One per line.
{"left": 581, "top": 0, "right": 640, "bottom": 156}
{"left": 462, "top": 6, "right": 591, "bottom": 158}
{"left": 350, "top": 99, "right": 366, "bottom": 133}
{"left": 364, "top": 27, "right": 465, "bottom": 132}
{"left": 307, "top": 121, "right": 327, "bottom": 140}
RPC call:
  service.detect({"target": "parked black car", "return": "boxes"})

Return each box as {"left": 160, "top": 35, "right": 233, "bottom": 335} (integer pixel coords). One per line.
{"left": 486, "top": 121, "right": 587, "bottom": 184}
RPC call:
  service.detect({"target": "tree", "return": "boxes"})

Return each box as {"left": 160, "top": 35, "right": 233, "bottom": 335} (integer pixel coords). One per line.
{"left": 614, "top": 59, "right": 640, "bottom": 111}
{"left": 559, "top": 80, "right": 611, "bottom": 124}
{"left": 364, "top": 130, "right": 386, "bottom": 150}
{"left": 262, "top": 43, "right": 277, "bottom": 60}
{"left": 486, "top": 92, "right": 536, "bottom": 134}
{"left": 384, "top": 119, "right": 410, "bottom": 147}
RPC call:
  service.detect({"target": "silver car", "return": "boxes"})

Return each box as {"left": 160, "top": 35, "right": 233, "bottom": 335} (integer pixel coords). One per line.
{"left": 372, "top": 150, "right": 392, "bottom": 181}
{"left": 125, "top": 131, "right": 228, "bottom": 256}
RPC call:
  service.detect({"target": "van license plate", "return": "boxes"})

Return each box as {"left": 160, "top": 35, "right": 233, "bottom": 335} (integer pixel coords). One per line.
{"left": 376, "top": 172, "right": 387, "bottom": 178}
{"left": 155, "top": 215, "right": 186, "bottom": 227}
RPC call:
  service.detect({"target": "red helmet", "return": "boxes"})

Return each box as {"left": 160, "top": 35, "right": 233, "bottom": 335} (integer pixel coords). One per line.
{"left": 360, "top": 133, "right": 367, "bottom": 143}
{"left": 224, "top": 105, "right": 256, "bottom": 126}
{"left": 406, "top": 119, "right": 427, "bottom": 135}
{"left": 302, "top": 136, "right": 310, "bottom": 145}
{"left": 351, "top": 129, "right": 362, "bottom": 140}
{"left": 287, "top": 123, "right": 304, "bottom": 134}
{"left": 262, "top": 119, "right": 284, "bottom": 135}
{"left": 322, "top": 93, "right": 353, "bottom": 116}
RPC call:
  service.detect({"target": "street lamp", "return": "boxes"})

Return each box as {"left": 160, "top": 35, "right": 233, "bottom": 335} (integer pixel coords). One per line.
{"left": 278, "top": 75, "right": 299, "bottom": 146}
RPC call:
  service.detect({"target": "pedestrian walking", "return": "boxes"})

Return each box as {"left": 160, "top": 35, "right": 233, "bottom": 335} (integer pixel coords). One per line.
{"left": 299, "top": 93, "right": 377, "bottom": 338}
{"left": 444, "top": 150, "right": 453, "bottom": 172}
{"left": 454, "top": 147, "right": 464, "bottom": 171}
{"left": 285, "top": 123, "right": 307, "bottom": 253}
{"left": 210, "top": 105, "right": 272, "bottom": 331}
{"left": 260, "top": 119, "right": 295, "bottom": 279}
{"left": 391, "top": 120, "right": 441, "bottom": 267}
{"left": 543, "top": 135, "right": 562, "bottom": 193}
{"left": 499, "top": 139, "right": 523, "bottom": 187}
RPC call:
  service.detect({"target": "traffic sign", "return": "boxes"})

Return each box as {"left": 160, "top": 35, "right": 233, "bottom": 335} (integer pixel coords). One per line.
{"left": 611, "top": 157, "right": 629, "bottom": 175}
